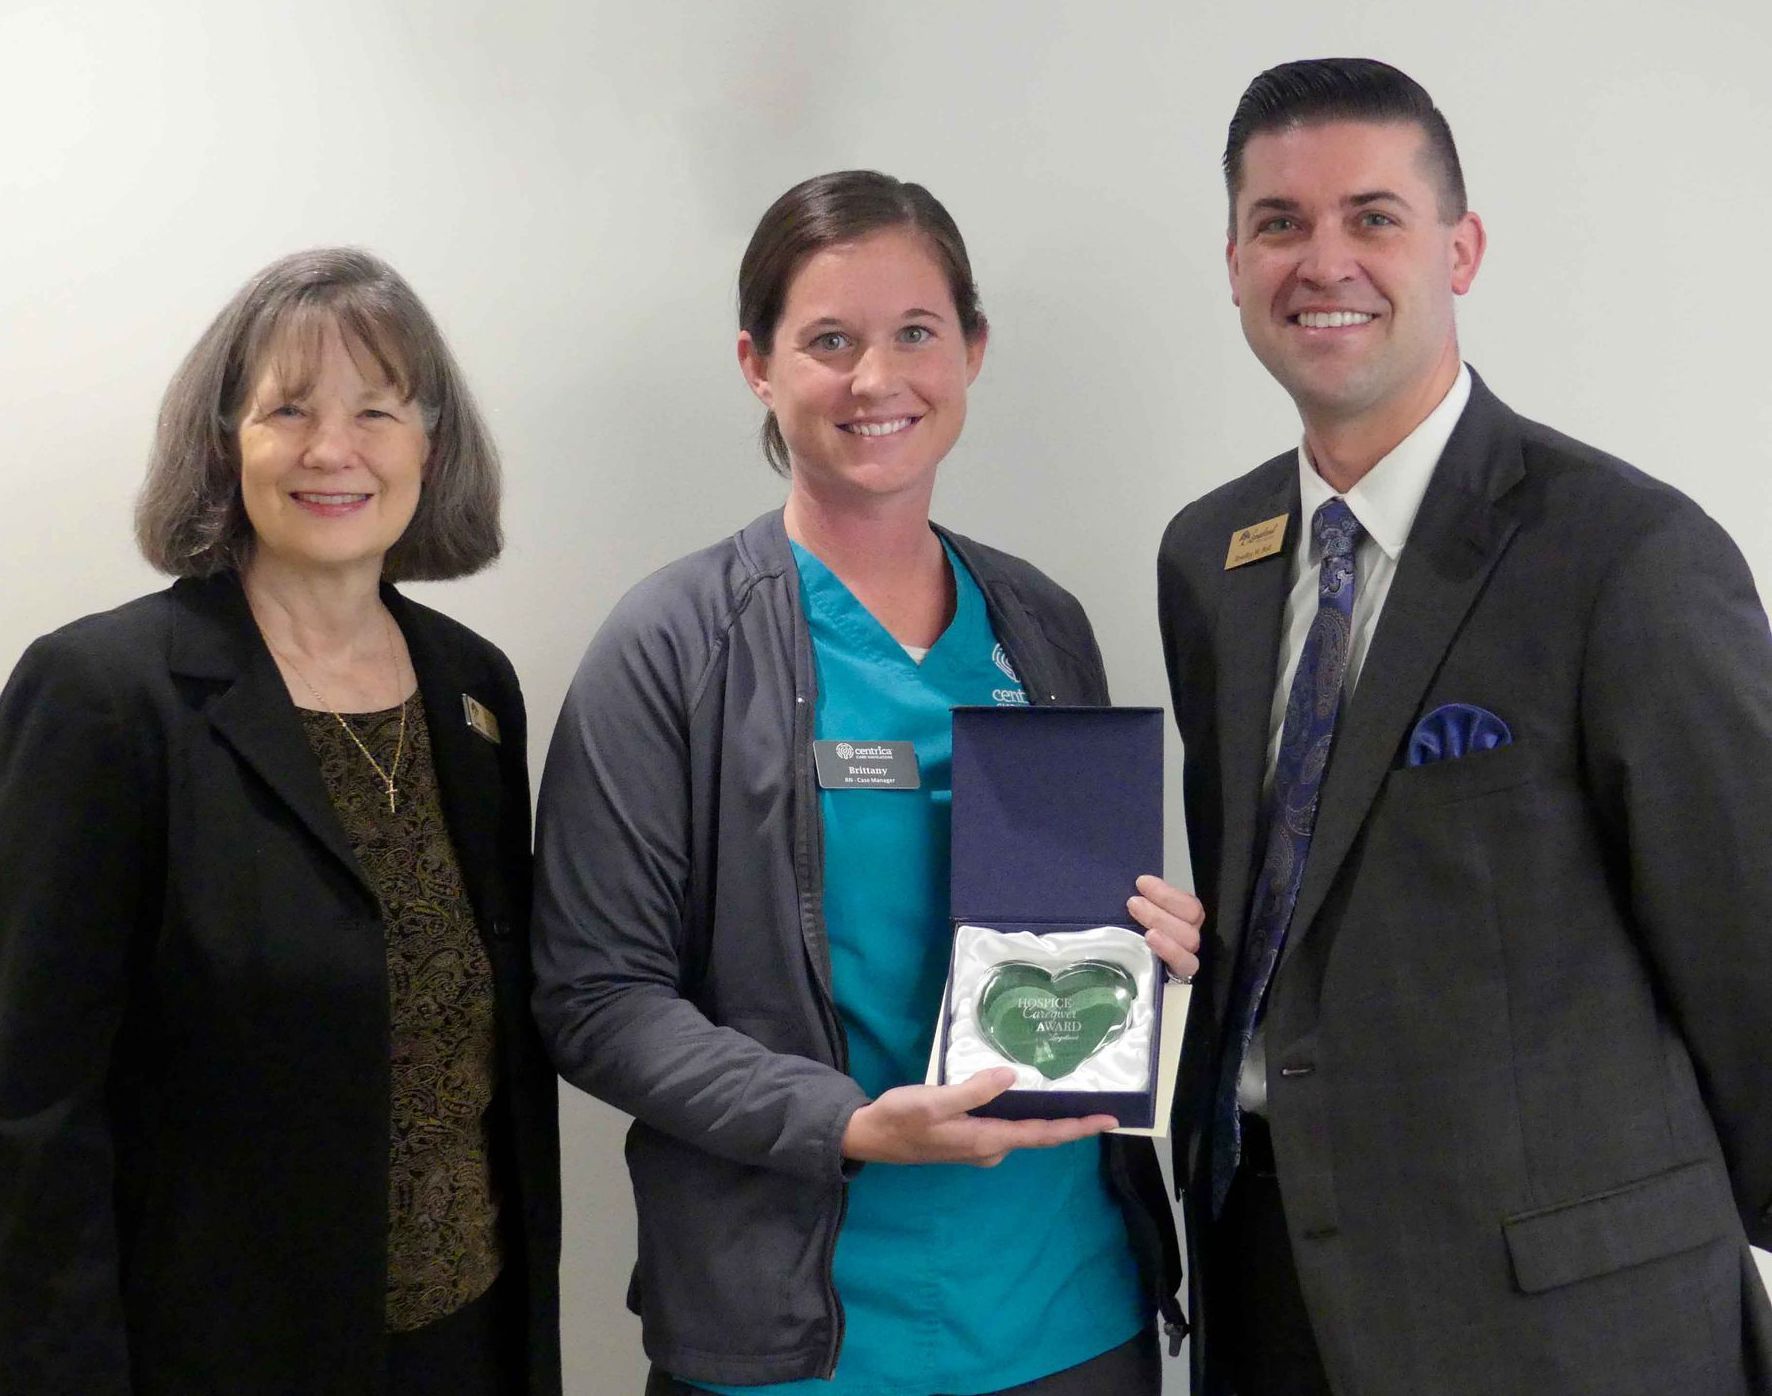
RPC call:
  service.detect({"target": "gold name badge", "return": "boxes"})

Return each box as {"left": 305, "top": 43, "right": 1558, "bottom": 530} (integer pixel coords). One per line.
{"left": 462, "top": 693, "right": 502, "bottom": 744}
{"left": 1224, "top": 513, "right": 1289, "bottom": 570}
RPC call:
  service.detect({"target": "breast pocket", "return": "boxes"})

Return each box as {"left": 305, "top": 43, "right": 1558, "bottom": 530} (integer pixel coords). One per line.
{"left": 1381, "top": 738, "right": 1544, "bottom": 807}
{"left": 1330, "top": 741, "right": 1558, "bottom": 1046}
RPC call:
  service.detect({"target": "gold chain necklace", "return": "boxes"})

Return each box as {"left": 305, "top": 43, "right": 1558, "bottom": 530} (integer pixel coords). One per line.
{"left": 269, "top": 611, "right": 409, "bottom": 814}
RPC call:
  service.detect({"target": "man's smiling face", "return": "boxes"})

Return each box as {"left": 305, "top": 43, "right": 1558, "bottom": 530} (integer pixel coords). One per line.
{"left": 1227, "top": 119, "right": 1484, "bottom": 440}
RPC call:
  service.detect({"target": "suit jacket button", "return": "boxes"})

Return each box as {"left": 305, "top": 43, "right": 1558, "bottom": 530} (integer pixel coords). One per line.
{"left": 489, "top": 917, "right": 513, "bottom": 941}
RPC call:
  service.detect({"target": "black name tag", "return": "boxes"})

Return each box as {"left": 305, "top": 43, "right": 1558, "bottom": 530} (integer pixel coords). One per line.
{"left": 813, "top": 739, "right": 921, "bottom": 790}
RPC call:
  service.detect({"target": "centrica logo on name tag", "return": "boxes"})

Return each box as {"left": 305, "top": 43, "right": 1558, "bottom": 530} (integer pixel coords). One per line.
{"left": 813, "top": 739, "right": 921, "bottom": 790}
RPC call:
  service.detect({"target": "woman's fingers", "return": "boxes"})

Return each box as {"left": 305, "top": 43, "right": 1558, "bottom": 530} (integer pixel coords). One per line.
{"left": 1128, "top": 874, "right": 1203, "bottom": 979}
{"left": 947, "top": 1067, "right": 1018, "bottom": 1114}
{"left": 998, "top": 1113, "right": 1120, "bottom": 1148}
{"left": 1128, "top": 874, "right": 1204, "bottom": 935}
{"left": 1143, "top": 926, "right": 1201, "bottom": 981}
{"left": 844, "top": 1074, "right": 1117, "bottom": 1165}
{"left": 966, "top": 1111, "right": 1118, "bottom": 1164}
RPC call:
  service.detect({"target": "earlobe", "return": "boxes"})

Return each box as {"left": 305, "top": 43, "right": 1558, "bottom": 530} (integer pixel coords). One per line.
{"left": 1226, "top": 238, "right": 1242, "bottom": 307}
{"left": 736, "top": 331, "right": 773, "bottom": 408}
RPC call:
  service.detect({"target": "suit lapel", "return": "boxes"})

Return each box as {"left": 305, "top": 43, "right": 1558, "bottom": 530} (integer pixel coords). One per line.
{"left": 1211, "top": 459, "right": 1298, "bottom": 1001}
{"left": 1280, "top": 376, "right": 1525, "bottom": 965}
{"left": 169, "top": 575, "right": 372, "bottom": 898}
{"left": 391, "top": 590, "right": 508, "bottom": 927}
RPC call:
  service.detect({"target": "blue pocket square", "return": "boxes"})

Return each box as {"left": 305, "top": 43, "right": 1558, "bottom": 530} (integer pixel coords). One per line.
{"left": 1407, "top": 703, "right": 1512, "bottom": 767}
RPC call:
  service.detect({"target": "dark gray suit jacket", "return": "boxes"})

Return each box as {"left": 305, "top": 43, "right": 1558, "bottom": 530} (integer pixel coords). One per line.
{"left": 1159, "top": 371, "right": 1772, "bottom": 1394}
{"left": 0, "top": 574, "right": 562, "bottom": 1395}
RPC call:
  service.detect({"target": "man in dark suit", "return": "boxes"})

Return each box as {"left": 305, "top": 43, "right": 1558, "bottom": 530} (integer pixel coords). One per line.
{"left": 1159, "top": 57, "right": 1772, "bottom": 1394}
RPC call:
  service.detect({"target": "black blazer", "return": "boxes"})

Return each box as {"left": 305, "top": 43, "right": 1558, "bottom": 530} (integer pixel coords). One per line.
{"left": 1159, "top": 371, "right": 1772, "bottom": 1395}
{"left": 0, "top": 574, "right": 561, "bottom": 1395}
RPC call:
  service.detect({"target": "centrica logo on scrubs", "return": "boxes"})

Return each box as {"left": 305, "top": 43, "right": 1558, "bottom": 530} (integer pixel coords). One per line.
{"left": 992, "top": 644, "right": 1020, "bottom": 683}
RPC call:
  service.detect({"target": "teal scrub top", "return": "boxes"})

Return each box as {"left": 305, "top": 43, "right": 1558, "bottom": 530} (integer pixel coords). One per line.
{"left": 692, "top": 539, "right": 1143, "bottom": 1396}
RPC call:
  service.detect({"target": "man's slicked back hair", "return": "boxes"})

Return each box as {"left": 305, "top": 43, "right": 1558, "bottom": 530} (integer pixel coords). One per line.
{"left": 1223, "top": 58, "right": 1467, "bottom": 237}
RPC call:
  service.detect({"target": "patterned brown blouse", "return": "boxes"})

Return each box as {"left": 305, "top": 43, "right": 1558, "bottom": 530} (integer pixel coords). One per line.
{"left": 299, "top": 698, "right": 504, "bottom": 1332}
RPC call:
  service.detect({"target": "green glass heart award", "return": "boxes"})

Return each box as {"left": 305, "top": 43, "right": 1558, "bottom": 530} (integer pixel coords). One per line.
{"left": 976, "top": 959, "right": 1140, "bottom": 1081}
{"left": 936, "top": 706, "right": 1172, "bottom": 1129}
{"left": 943, "top": 922, "right": 1155, "bottom": 1100}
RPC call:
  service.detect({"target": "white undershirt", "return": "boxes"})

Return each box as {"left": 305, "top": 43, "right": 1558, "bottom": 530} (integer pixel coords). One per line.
{"left": 1239, "top": 364, "right": 1472, "bottom": 1115}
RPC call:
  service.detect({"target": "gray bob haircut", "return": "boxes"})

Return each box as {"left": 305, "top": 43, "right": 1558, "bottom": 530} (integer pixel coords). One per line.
{"left": 135, "top": 247, "right": 502, "bottom": 581}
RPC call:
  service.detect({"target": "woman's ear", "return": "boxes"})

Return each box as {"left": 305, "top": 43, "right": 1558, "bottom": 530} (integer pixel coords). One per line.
{"left": 737, "top": 331, "right": 773, "bottom": 408}
{"left": 964, "top": 326, "right": 988, "bottom": 386}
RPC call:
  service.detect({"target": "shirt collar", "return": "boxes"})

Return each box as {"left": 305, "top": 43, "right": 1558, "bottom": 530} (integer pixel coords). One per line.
{"left": 1294, "top": 363, "right": 1472, "bottom": 561}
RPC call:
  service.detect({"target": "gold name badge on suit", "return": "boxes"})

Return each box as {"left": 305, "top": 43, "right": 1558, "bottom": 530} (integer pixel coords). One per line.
{"left": 1224, "top": 513, "right": 1289, "bottom": 570}
{"left": 462, "top": 694, "right": 501, "bottom": 744}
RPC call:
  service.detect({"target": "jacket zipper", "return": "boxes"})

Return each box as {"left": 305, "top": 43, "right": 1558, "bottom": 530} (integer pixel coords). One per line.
{"left": 784, "top": 578, "right": 850, "bottom": 1380}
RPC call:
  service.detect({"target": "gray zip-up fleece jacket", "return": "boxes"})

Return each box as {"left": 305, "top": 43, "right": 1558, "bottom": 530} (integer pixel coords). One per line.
{"left": 532, "top": 511, "right": 1183, "bottom": 1387}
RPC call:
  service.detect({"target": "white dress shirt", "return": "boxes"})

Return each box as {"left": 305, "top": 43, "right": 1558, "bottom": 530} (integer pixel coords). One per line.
{"left": 1238, "top": 364, "right": 1472, "bottom": 1115}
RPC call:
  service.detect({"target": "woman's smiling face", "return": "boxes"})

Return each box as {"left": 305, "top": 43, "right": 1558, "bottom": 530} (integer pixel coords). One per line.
{"left": 739, "top": 225, "right": 986, "bottom": 510}
{"left": 235, "top": 321, "right": 429, "bottom": 583}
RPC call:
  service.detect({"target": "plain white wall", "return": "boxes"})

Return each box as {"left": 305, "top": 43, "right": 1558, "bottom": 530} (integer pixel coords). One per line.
{"left": 3, "top": 1, "right": 1769, "bottom": 1390}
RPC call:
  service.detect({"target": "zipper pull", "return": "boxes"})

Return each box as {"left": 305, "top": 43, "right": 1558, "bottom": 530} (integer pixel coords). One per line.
{"left": 1162, "top": 1298, "right": 1190, "bottom": 1355}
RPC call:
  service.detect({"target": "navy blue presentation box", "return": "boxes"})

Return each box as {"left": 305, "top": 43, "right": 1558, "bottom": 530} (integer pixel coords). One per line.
{"left": 940, "top": 704, "right": 1165, "bottom": 1128}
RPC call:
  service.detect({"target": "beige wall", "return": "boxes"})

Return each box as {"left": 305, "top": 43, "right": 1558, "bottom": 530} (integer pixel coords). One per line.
{"left": 3, "top": 1, "right": 1768, "bottom": 1389}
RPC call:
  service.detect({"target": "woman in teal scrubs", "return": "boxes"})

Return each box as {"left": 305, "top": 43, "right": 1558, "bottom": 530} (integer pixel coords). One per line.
{"left": 532, "top": 172, "right": 1204, "bottom": 1395}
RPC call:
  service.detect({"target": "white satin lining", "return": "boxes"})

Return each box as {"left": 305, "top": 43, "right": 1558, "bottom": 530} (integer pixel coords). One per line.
{"left": 943, "top": 924, "right": 1157, "bottom": 1093}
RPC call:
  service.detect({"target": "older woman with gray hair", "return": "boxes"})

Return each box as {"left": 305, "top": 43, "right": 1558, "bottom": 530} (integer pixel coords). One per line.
{"left": 0, "top": 249, "right": 560, "bottom": 1395}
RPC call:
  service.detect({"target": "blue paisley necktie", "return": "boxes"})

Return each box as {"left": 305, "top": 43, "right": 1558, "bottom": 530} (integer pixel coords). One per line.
{"left": 1210, "top": 497, "right": 1364, "bottom": 1217}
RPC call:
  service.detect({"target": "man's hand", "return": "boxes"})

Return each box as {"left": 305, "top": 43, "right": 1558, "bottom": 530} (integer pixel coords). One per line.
{"left": 1128, "top": 874, "right": 1204, "bottom": 981}
{"left": 841, "top": 1068, "right": 1118, "bottom": 1167}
